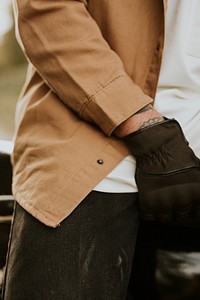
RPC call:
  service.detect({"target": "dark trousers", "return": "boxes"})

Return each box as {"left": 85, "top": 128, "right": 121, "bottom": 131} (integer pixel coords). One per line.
{"left": 2, "top": 191, "right": 139, "bottom": 300}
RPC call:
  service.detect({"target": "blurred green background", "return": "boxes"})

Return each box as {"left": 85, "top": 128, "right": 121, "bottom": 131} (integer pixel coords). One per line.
{"left": 0, "top": 2, "right": 27, "bottom": 141}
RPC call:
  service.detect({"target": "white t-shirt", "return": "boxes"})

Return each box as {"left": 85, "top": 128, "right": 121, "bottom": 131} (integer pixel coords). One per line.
{"left": 94, "top": 0, "right": 200, "bottom": 193}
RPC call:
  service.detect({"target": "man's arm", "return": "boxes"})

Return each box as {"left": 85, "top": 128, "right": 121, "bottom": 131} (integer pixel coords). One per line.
{"left": 119, "top": 106, "right": 200, "bottom": 224}
{"left": 114, "top": 104, "right": 164, "bottom": 137}
{"left": 14, "top": 0, "right": 152, "bottom": 136}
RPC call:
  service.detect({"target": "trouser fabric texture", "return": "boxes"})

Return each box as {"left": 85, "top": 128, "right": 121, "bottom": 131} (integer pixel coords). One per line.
{"left": 3, "top": 191, "right": 139, "bottom": 300}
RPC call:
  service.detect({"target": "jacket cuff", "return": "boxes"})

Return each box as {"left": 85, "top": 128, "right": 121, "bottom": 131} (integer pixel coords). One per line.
{"left": 80, "top": 75, "right": 153, "bottom": 136}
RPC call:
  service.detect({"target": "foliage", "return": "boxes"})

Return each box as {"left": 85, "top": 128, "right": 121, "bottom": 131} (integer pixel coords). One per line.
{"left": 0, "top": 64, "right": 27, "bottom": 140}
{"left": 0, "top": 5, "right": 27, "bottom": 140}
{"left": 0, "top": 7, "right": 26, "bottom": 68}
{"left": 0, "top": 25, "right": 26, "bottom": 68}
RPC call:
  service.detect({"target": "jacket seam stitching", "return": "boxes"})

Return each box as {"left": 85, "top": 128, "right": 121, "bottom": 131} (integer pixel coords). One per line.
{"left": 79, "top": 74, "right": 127, "bottom": 116}
{"left": 15, "top": 192, "right": 58, "bottom": 226}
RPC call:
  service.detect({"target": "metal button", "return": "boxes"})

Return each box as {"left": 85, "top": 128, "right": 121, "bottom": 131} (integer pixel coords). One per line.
{"left": 156, "top": 43, "right": 160, "bottom": 51}
{"left": 97, "top": 159, "right": 104, "bottom": 165}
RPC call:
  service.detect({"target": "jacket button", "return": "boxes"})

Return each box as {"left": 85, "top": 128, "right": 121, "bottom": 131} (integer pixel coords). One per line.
{"left": 156, "top": 43, "right": 160, "bottom": 51}
{"left": 97, "top": 159, "right": 104, "bottom": 165}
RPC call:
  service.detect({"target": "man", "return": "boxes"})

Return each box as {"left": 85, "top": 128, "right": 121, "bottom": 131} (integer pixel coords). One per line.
{"left": 3, "top": 0, "right": 200, "bottom": 299}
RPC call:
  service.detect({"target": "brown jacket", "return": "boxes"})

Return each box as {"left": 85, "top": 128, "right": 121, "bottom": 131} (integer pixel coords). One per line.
{"left": 12, "top": 0, "right": 166, "bottom": 227}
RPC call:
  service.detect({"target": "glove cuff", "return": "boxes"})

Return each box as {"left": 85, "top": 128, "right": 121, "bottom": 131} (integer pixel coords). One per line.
{"left": 122, "top": 118, "right": 188, "bottom": 157}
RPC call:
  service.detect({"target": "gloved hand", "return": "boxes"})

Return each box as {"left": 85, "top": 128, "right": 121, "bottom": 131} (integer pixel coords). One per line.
{"left": 123, "top": 118, "right": 200, "bottom": 224}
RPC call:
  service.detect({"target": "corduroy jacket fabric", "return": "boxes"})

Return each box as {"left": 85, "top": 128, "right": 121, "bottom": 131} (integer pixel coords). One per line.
{"left": 12, "top": 0, "right": 166, "bottom": 227}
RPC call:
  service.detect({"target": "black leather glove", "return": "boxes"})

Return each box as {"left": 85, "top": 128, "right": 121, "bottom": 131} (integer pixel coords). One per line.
{"left": 123, "top": 118, "right": 200, "bottom": 224}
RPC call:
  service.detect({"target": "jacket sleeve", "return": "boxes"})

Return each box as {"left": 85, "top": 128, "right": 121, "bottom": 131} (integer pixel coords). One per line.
{"left": 14, "top": 0, "right": 152, "bottom": 136}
